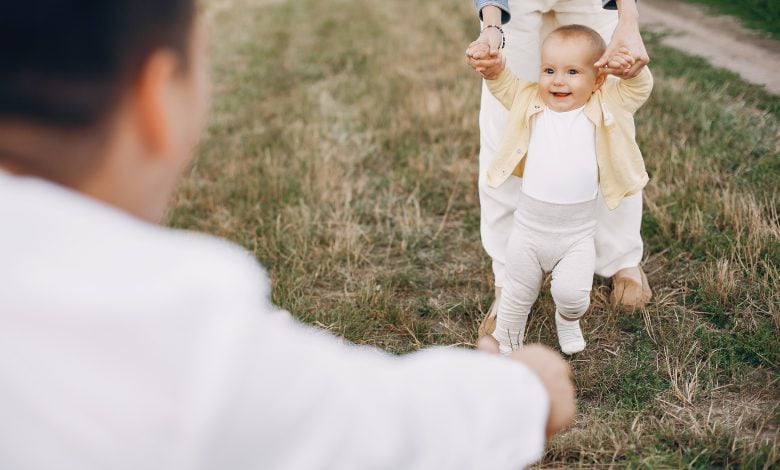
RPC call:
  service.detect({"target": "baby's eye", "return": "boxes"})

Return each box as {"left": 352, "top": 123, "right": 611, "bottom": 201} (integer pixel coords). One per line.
{"left": 567, "top": 69, "right": 578, "bottom": 75}
{"left": 544, "top": 68, "right": 554, "bottom": 74}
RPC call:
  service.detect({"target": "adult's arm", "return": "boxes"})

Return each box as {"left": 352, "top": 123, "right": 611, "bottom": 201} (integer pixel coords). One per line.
{"left": 473, "top": 0, "right": 510, "bottom": 24}
{"left": 465, "top": 3, "right": 506, "bottom": 75}
{"left": 596, "top": 0, "right": 649, "bottom": 78}
{"left": 181, "top": 246, "right": 574, "bottom": 470}
{"left": 200, "top": 257, "right": 570, "bottom": 469}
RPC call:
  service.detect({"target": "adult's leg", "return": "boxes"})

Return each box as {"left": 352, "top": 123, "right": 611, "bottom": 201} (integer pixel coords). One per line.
{"left": 593, "top": 192, "right": 643, "bottom": 277}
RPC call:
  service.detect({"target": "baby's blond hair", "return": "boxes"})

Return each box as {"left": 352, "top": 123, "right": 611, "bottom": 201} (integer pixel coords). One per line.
{"left": 544, "top": 24, "right": 607, "bottom": 63}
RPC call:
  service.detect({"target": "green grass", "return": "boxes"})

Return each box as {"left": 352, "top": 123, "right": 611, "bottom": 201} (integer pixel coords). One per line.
{"left": 682, "top": 0, "right": 780, "bottom": 39}
{"left": 170, "top": 0, "right": 779, "bottom": 466}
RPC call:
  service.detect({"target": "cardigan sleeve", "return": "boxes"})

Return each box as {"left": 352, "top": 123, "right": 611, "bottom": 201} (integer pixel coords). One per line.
{"left": 608, "top": 66, "right": 654, "bottom": 113}
{"left": 473, "top": 0, "right": 511, "bottom": 24}
{"left": 485, "top": 67, "right": 531, "bottom": 110}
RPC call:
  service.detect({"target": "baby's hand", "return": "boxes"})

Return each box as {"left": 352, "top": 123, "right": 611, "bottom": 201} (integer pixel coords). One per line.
{"left": 602, "top": 47, "right": 635, "bottom": 77}
{"left": 465, "top": 41, "right": 505, "bottom": 80}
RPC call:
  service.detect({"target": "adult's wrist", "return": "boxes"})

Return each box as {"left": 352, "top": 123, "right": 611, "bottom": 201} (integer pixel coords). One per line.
{"left": 480, "top": 5, "right": 503, "bottom": 27}
{"left": 615, "top": 0, "right": 639, "bottom": 21}
{"left": 481, "top": 24, "right": 506, "bottom": 49}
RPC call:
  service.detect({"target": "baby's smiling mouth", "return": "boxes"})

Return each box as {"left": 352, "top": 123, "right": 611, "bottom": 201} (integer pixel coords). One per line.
{"left": 551, "top": 91, "right": 571, "bottom": 98}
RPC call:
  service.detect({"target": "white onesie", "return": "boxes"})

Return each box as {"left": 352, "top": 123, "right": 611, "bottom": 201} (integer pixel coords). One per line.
{"left": 522, "top": 105, "right": 598, "bottom": 204}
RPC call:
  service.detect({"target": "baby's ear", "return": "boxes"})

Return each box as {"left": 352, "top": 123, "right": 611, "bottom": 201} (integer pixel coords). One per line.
{"left": 594, "top": 68, "right": 607, "bottom": 91}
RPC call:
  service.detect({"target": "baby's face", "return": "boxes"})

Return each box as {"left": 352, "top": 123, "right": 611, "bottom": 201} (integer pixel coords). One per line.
{"left": 538, "top": 36, "right": 602, "bottom": 112}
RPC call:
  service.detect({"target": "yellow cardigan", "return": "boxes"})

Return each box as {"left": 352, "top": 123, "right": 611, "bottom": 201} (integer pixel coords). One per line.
{"left": 485, "top": 66, "right": 653, "bottom": 210}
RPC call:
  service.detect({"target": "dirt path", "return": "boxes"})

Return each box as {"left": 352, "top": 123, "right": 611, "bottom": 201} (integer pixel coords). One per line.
{"left": 640, "top": 0, "right": 780, "bottom": 94}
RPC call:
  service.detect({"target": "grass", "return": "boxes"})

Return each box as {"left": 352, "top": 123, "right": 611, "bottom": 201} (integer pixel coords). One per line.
{"left": 170, "top": 0, "right": 779, "bottom": 467}
{"left": 681, "top": 0, "right": 780, "bottom": 39}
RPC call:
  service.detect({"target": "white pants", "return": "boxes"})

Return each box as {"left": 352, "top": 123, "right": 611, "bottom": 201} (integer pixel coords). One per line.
{"left": 493, "top": 192, "right": 596, "bottom": 352}
{"left": 478, "top": 0, "right": 644, "bottom": 287}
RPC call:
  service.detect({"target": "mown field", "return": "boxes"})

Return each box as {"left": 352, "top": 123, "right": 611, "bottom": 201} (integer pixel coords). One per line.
{"left": 170, "top": 0, "right": 779, "bottom": 467}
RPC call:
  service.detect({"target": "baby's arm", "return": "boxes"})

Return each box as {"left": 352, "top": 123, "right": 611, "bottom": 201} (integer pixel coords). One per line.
{"left": 612, "top": 67, "right": 653, "bottom": 112}
{"left": 466, "top": 45, "right": 526, "bottom": 110}
{"left": 603, "top": 48, "right": 654, "bottom": 112}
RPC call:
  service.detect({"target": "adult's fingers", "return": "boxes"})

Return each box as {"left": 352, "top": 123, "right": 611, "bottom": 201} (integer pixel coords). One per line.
{"left": 601, "top": 66, "right": 626, "bottom": 76}
{"left": 468, "top": 56, "right": 502, "bottom": 70}
{"left": 607, "top": 55, "right": 632, "bottom": 70}
{"left": 623, "top": 60, "right": 646, "bottom": 79}
{"left": 594, "top": 47, "right": 614, "bottom": 68}
{"left": 468, "top": 56, "right": 502, "bottom": 67}
{"left": 465, "top": 40, "right": 483, "bottom": 58}
{"left": 595, "top": 44, "right": 632, "bottom": 67}
{"left": 476, "top": 336, "right": 500, "bottom": 354}
{"left": 619, "top": 52, "right": 636, "bottom": 64}
{"left": 623, "top": 54, "right": 649, "bottom": 79}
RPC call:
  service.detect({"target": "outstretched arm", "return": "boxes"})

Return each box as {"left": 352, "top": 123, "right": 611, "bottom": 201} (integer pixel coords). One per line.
{"left": 595, "top": 0, "right": 649, "bottom": 79}
{"left": 232, "top": 301, "right": 561, "bottom": 469}
{"left": 206, "top": 260, "right": 575, "bottom": 469}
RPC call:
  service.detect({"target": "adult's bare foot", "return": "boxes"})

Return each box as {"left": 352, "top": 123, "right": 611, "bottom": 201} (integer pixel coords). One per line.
{"left": 610, "top": 265, "right": 652, "bottom": 311}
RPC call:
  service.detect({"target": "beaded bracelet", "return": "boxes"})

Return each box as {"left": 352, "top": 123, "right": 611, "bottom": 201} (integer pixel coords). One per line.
{"left": 482, "top": 24, "right": 506, "bottom": 50}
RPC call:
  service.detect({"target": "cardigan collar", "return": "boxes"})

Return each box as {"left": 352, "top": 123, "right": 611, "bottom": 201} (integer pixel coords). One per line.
{"left": 525, "top": 90, "right": 604, "bottom": 127}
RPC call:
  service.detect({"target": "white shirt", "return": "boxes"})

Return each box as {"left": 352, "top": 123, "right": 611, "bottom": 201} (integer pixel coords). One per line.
{"left": 0, "top": 170, "right": 549, "bottom": 470}
{"left": 522, "top": 106, "right": 598, "bottom": 204}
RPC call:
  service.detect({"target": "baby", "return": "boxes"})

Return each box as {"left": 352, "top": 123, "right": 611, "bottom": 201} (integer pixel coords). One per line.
{"left": 471, "top": 25, "right": 653, "bottom": 355}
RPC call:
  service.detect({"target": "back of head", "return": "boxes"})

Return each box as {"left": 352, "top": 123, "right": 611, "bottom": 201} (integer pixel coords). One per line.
{"left": 545, "top": 24, "right": 606, "bottom": 65}
{"left": 0, "top": 0, "right": 195, "bottom": 184}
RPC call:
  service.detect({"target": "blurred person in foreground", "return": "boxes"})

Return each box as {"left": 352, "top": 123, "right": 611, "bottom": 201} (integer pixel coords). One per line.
{"left": 0, "top": 1, "right": 575, "bottom": 469}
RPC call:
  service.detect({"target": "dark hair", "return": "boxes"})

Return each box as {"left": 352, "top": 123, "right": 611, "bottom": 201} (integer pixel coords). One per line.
{"left": 0, "top": 0, "right": 196, "bottom": 128}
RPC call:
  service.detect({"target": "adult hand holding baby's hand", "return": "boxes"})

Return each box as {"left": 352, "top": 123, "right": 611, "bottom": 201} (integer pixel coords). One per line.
{"left": 468, "top": 24, "right": 503, "bottom": 58}
{"left": 465, "top": 41, "right": 505, "bottom": 80}
{"left": 602, "top": 47, "right": 636, "bottom": 77}
{"left": 595, "top": 4, "right": 649, "bottom": 78}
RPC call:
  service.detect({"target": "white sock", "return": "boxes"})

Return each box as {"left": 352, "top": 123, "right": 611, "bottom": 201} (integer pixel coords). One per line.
{"left": 555, "top": 310, "right": 586, "bottom": 355}
{"left": 492, "top": 314, "right": 528, "bottom": 356}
